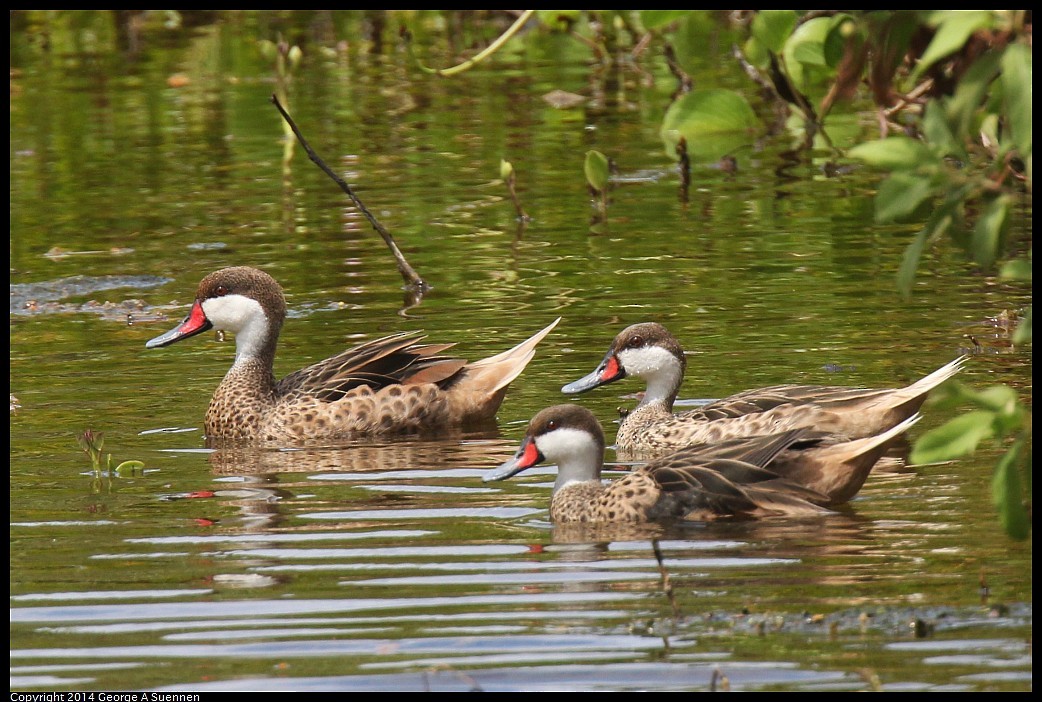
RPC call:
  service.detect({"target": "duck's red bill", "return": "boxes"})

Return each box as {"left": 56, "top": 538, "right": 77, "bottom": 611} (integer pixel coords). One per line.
{"left": 483, "top": 437, "right": 544, "bottom": 482}
{"left": 561, "top": 352, "right": 624, "bottom": 394}
{"left": 145, "top": 300, "right": 213, "bottom": 349}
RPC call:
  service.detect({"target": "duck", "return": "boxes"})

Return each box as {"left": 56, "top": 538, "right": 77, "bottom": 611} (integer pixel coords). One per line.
{"left": 145, "top": 266, "right": 560, "bottom": 442}
{"left": 561, "top": 322, "right": 966, "bottom": 452}
{"left": 484, "top": 404, "right": 921, "bottom": 522}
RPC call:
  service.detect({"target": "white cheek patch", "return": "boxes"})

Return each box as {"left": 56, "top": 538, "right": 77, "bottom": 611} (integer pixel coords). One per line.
{"left": 535, "top": 427, "right": 602, "bottom": 487}
{"left": 617, "top": 346, "right": 682, "bottom": 404}
{"left": 617, "top": 345, "right": 679, "bottom": 378}
{"left": 202, "top": 295, "right": 269, "bottom": 361}
{"left": 535, "top": 427, "right": 598, "bottom": 461}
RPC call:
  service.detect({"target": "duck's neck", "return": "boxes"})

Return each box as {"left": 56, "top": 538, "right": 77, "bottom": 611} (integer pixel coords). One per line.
{"left": 551, "top": 444, "right": 605, "bottom": 495}
{"left": 619, "top": 347, "right": 684, "bottom": 410}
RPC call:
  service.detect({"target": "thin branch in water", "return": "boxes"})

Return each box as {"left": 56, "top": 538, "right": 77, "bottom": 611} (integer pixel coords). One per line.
{"left": 676, "top": 136, "right": 691, "bottom": 206}
{"left": 652, "top": 539, "right": 681, "bottom": 624}
{"left": 270, "top": 94, "right": 428, "bottom": 293}
{"left": 664, "top": 43, "right": 693, "bottom": 101}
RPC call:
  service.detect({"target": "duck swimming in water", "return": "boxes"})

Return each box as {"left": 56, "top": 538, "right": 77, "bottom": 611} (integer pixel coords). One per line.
{"left": 146, "top": 266, "right": 559, "bottom": 443}
{"left": 562, "top": 322, "right": 965, "bottom": 452}
{"left": 484, "top": 404, "right": 921, "bottom": 522}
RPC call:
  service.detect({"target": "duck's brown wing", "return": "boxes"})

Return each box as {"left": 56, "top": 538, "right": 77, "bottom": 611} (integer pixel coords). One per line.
{"left": 665, "top": 428, "right": 812, "bottom": 465}
{"left": 681, "top": 384, "right": 886, "bottom": 421}
{"left": 643, "top": 445, "right": 833, "bottom": 519}
{"left": 276, "top": 332, "right": 467, "bottom": 402}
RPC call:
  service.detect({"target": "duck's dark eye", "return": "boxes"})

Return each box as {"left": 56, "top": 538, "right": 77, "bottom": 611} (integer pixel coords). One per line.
{"left": 627, "top": 335, "right": 644, "bottom": 348}
{"left": 214, "top": 285, "right": 229, "bottom": 297}
{"left": 546, "top": 419, "right": 558, "bottom": 431}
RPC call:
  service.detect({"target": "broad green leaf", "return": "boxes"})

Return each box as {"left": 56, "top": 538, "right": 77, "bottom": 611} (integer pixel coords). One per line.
{"left": 742, "top": 35, "right": 769, "bottom": 66}
{"left": 971, "top": 195, "right": 1010, "bottom": 268}
{"left": 781, "top": 16, "right": 833, "bottom": 95}
{"left": 945, "top": 49, "right": 1003, "bottom": 138}
{"left": 896, "top": 181, "right": 973, "bottom": 296}
{"left": 970, "top": 384, "right": 1021, "bottom": 416}
{"left": 897, "top": 226, "right": 931, "bottom": 298}
{"left": 921, "top": 99, "right": 964, "bottom": 159}
{"left": 822, "top": 13, "right": 859, "bottom": 67}
{"left": 751, "top": 9, "right": 797, "bottom": 54}
{"left": 287, "top": 45, "right": 303, "bottom": 69}
{"left": 920, "top": 379, "right": 983, "bottom": 410}
{"left": 659, "top": 89, "right": 757, "bottom": 162}
{"left": 1000, "top": 258, "right": 1032, "bottom": 280}
{"left": 1012, "top": 307, "right": 1031, "bottom": 345}
{"left": 584, "top": 150, "right": 610, "bottom": 193}
{"left": 992, "top": 439, "right": 1030, "bottom": 540}
{"left": 874, "top": 172, "right": 936, "bottom": 223}
{"left": 114, "top": 460, "right": 145, "bottom": 477}
{"left": 909, "top": 410, "right": 996, "bottom": 464}
{"left": 1001, "top": 43, "right": 1032, "bottom": 164}
{"left": 848, "top": 137, "right": 938, "bottom": 170}
{"left": 911, "top": 11, "right": 993, "bottom": 82}
{"left": 640, "top": 10, "right": 692, "bottom": 31}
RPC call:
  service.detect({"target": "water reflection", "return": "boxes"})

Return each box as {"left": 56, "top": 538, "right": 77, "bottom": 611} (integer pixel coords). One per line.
{"left": 207, "top": 430, "right": 516, "bottom": 474}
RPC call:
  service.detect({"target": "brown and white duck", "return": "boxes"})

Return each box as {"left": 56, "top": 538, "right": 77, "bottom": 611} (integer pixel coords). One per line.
{"left": 483, "top": 404, "right": 921, "bottom": 522}
{"left": 561, "top": 322, "right": 965, "bottom": 452}
{"left": 145, "top": 266, "right": 560, "bottom": 443}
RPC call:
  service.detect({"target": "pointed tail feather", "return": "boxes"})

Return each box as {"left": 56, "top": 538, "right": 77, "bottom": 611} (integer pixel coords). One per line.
{"left": 900, "top": 355, "right": 968, "bottom": 398}
{"left": 830, "top": 411, "right": 922, "bottom": 463}
{"left": 449, "top": 317, "right": 561, "bottom": 423}
{"left": 465, "top": 317, "right": 562, "bottom": 393}
{"left": 863, "top": 355, "right": 967, "bottom": 428}
{"left": 804, "top": 412, "right": 922, "bottom": 505}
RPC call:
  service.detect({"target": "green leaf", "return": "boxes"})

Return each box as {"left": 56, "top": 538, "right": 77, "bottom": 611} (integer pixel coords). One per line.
{"left": 909, "top": 410, "right": 996, "bottom": 464}
{"left": 874, "top": 172, "right": 936, "bottom": 223}
{"left": 911, "top": 11, "right": 994, "bottom": 82}
{"left": 971, "top": 195, "right": 1010, "bottom": 268}
{"left": 639, "top": 10, "right": 692, "bottom": 31}
{"left": 258, "top": 39, "right": 277, "bottom": 60}
{"left": 780, "top": 16, "right": 836, "bottom": 100}
{"left": 751, "top": 10, "right": 797, "bottom": 54}
{"left": 921, "top": 99, "right": 964, "bottom": 159}
{"left": 848, "top": 137, "right": 938, "bottom": 170}
{"left": 287, "top": 45, "right": 303, "bottom": 69}
{"left": 659, "top": 89, "right": 757, "bottom": 162}
{"left": 500, "top": 159, "right": 514, "bottom": 181}
{"left": 945, "top": 49, "right": 1003, "bottom": 138}
{"left": 822, "top": 13, "right": 860, "bottom": 67}
{"left": 114, "top": 460, "right": 145, "bottom": 477}
{"left": 920, "top": 379, "right": 981, "bottom": 410}
{"left": 1012, "top": 306, "right": 1031, "bottom": 345}
{"left": 992, "top": 439, "right": 1030, "bottom": 540}
{"left": 1000, "top": 258, "right": 1032, "bottom": 281}
{"left": 970, "top": 384, "right": 1021, "bottom": 416}
{"left": 584, "top": 150, "right": 610, "bottom": 193}
{"left": 897, "top": 227, "right": 930, "bottom": 298}
{"left": 1001, "top": 43, "right": 1033, "bottom": 163}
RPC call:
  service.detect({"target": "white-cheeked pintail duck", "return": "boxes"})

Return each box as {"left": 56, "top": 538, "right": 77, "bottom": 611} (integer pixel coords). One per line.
{"left": 562, "top": 322, "right": 966, "bottom": 452}
{"left": 484, "top": 404, "right": 921, "bottom": 522}
{"left": 146, "top": 266, "right": 560, "bottom": 442}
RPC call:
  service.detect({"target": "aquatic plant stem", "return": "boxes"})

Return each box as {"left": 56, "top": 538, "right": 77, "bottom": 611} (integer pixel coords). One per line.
{"left": 415, "top": 10, "right": 535, "bottom": 77}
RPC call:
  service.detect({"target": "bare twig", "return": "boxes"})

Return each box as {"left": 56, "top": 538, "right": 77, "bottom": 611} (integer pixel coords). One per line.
{"left": 664, "top": 43, "right": 693, "bottom": 100}
{"left": 652, "top": 539, "right": 681, "bottom": 624}
{"left": 676, "top": 136, "right": 690, "bottom": 206}
{"left": 270, "top": 94, "right": 428, "bottom": 293}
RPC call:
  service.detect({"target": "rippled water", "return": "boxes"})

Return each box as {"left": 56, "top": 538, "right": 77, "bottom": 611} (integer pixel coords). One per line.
{"left": 10, "top": 11, "right": 1031, "bottom": 692}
